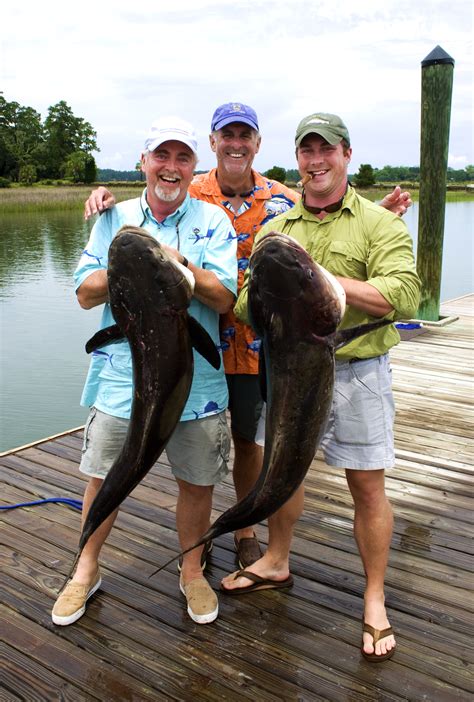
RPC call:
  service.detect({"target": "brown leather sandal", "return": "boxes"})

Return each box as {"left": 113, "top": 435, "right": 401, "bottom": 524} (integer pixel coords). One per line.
{"left": 361, "top": 622, "right": 396, "bottom": 662}
{"left": 234, "top": 533, "right": 263, "bottom": 568}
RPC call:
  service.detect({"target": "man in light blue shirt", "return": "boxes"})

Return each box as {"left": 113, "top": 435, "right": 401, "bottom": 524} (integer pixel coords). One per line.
{"left": 52, "top": 117, "right": 237, "bottom": 627}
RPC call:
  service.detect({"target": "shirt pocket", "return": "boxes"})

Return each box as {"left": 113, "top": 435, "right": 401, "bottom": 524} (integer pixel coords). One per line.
{"left": 327, "top": 241, "right": 367, "bottom": 279}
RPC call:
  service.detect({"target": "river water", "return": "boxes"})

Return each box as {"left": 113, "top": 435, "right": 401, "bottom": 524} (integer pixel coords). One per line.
{"left": 1, "top": 202, "right": 472, "bottom": 452}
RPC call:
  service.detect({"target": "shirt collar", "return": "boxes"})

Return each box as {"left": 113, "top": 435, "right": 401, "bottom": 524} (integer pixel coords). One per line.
{"left": 141, "top": 188, "right": 190, "bottom": 225}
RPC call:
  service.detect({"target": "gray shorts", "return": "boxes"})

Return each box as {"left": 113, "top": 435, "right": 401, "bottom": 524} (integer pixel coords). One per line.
{"left": 226, "top": 373, "right": 263, "bottom": 443}
{"left": 256, "top": 355, "right": 395, "bottom": 470}
{"left": 80, "top": 407, "right": 230, "bottom": 486}
{"left": 320, "top": 354, "right": 395, "bottom": 470}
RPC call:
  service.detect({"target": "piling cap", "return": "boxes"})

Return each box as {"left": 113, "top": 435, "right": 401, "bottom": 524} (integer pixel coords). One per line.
{"left": 422, "top": 45, "right": 455, "bottom": 68}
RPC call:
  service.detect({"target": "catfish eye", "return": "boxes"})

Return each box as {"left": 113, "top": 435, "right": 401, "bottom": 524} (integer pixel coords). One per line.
{"left": 306, "top": 268, "right": 314, "bottom": 278}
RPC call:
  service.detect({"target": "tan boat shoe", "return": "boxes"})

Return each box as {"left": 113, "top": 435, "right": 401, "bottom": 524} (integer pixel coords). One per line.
{"left": 179, "top": 576, "right": 218, "bottom": 625}
{"left": 177, "top": 540, "right": 213, "bottom": 573}
{"left": 52, "top": 571, "right": 102, "bottom": 626}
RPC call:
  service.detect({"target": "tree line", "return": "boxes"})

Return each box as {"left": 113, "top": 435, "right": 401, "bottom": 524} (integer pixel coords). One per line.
{"left": 0, "top": 95, "right": 98, "bottom": 185}
{"left": 1, "top": 95, "right": 472, "bottom": 187}
{"left": 283, "top": 164, "right": 473, "bottom": 185}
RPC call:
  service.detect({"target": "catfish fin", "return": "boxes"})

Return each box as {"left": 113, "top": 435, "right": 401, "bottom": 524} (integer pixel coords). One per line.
{"left": 332, "top": 319, "right": 393, "bottom": 350}
{"left": 187, "top": 315, "right": 221, "bottom": 369}
{"left": 86, "top": 324, "right": 125, "bottom": 354}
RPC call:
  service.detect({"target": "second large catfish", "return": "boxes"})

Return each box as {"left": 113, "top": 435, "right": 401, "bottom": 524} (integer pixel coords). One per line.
{"left": 159, "top": 231, "right": 392, "bottom": 565}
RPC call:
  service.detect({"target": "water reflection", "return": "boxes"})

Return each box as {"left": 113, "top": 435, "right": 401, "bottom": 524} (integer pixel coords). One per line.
{"left": 0, "top": 210, "right": 100, "bottom": 452}
{"left": 0, "top": 211, "right": 91, "bottom": 289}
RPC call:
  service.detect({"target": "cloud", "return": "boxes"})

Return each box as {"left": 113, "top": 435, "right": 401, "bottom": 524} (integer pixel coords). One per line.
{"left": 3, "top": 0, "right": 472, "bottom": 171}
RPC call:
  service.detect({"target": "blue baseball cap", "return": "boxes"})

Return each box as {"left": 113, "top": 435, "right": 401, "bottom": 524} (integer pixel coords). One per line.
{"left": 211, "top": 102, "right": 259, "bottom": 132}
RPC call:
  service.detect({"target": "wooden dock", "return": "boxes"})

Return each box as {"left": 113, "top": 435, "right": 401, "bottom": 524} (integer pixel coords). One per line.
{"left": 1, "top": 295, "right": 473, "bottom": 701}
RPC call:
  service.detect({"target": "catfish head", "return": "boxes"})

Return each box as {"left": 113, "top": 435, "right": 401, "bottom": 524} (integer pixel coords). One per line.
{"left": 248, "top": 232, "right": 346, "bottom": 340}
{"left": 108, "top": 225, "right": 195, "bottom": 332}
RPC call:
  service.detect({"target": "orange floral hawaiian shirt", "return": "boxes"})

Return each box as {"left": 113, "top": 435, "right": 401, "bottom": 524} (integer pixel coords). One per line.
{"left": 189, "top": 169, "right": 299, "bottom": 374}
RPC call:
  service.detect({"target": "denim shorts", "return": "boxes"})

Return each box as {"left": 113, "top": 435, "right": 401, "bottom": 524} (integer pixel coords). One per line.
{"left": 80, "top": 407, "right": 230, "bottom": 486}
{"left": 226, "top": 373, "right": 263, "bottom": 443}
{"left": 255, "top": 354, "right": 395, "bottom": 470}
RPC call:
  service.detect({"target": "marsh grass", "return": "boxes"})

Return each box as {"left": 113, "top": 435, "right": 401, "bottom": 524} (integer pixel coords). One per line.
{"left": 0, "top": 184, "right": 143, "bottom": 213}
{"left": 357, "top": 187, "right": 474, "bottom": 203}
{"left": 1, "top": 183, "right": 472, "bottom": 213}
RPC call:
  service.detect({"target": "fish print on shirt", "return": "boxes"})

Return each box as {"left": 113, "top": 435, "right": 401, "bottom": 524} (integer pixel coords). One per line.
{"left": 260, "top": 193, "right": 296, "bottom": 227}
{"left": 92, "top": 349, "right": 115, "bottom": 368}
{"left": 192, "top": 400, "right": 226, "bottom": 419}
{"left": 82, "top": 249, "right": 103, "bottom": 266}
{"left": 246, "top": 339, "right": 261, "bottom": 354}
{"left": 189, "top": 227, "right": 216, "bottom": 244}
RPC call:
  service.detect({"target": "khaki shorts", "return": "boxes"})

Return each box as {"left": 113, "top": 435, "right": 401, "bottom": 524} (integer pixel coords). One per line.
{"left": 256, "top": 355, "right": 395, "bottom": 470}
{"left": 80, "top": 407, "right": 230, "bottom": 486}
{"left": 320, "top": 354, "right": 395, "bottom": 469}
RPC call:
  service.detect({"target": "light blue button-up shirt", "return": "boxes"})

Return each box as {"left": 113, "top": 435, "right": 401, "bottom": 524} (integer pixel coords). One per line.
{"left": 75, "top": 190, "right": 237, "bottom": 421}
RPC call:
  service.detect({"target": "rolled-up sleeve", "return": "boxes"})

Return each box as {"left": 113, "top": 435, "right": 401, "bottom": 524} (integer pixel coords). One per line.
{"left": 74, "top": 210, "right": 117, "bottom": 291}
{"left": 366, "top": 215, "right": 421, "bottom": 320}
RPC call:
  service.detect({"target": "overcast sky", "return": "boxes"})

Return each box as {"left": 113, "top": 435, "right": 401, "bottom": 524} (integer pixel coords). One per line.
{"left": 2, "top": 0, "right": 472, "bottom": 173}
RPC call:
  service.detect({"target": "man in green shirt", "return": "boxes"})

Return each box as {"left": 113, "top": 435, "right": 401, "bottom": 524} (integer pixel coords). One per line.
{"left": 221, "top": 113, "right": 421, "bottom": 662}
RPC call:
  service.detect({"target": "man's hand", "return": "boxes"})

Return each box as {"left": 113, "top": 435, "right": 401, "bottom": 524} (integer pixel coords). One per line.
{"left": 84, "top": 187, "right": 116, "bottom": 220}
{"left": 380, "top": 186, "right": 412, "bottom": 217}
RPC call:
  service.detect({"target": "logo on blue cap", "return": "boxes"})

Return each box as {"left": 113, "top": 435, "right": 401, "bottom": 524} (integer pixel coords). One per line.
{"left": 211, "top": 103, "right": 259, "bottom": 132}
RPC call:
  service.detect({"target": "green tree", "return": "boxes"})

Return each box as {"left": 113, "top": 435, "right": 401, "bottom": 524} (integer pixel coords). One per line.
{"left": 84, "top": 154, "right": 97, "bottom": 183}
{"left": 43, "top": 100, "right": 98, "bottom": 178}
{"left": 19, "top": 163, "right": 37, "bottom": 184}
{"left": 465, "top": 165, "right": 474, "bottom": 181}
{"left": 264, "top": 165, "right": 287, "bottom": 183}
{"left": 0, "top": 96, "right": 44, "bottom": 179}
{"left": 63, "top": 151, "right": 97, "bottom": 183}
{"left": 354, "top": 163, "right": 375, "bottom": 187}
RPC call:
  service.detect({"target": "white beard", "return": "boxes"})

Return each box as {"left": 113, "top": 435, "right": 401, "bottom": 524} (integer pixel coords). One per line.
{"left": 154, "top": 183, "right": 181, "bottom": 202}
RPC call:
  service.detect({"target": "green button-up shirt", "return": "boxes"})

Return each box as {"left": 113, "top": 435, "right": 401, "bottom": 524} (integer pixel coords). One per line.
{"left": 234, "top": 186, "right": 421, "bottom": 360}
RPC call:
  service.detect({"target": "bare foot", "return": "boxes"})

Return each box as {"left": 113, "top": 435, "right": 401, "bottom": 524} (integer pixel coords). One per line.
{"left": 221, "top": 555, "right": 290, "bottom": 591}
{"left": 362, "top": 595, "right": 396, "bottom": 657}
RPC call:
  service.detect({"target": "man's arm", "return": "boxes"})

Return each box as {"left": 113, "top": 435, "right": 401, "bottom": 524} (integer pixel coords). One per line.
{"left": 160, "top": 243, "right": 234, "bottom": 314}
{"left": 76, "top": 269, "right": 109, "bottom": 309}
{"left": 336, "top": 278, "right": 393, "bottom": 317}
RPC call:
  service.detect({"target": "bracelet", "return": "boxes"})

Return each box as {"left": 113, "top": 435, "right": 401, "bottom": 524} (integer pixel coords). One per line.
{"left": 181, "top": 256, "right": 189, "bottom": 267}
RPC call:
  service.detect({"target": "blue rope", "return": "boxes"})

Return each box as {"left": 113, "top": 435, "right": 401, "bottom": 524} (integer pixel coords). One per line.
{"left": 0, "top": 497, "right": 83, "bottom": 511}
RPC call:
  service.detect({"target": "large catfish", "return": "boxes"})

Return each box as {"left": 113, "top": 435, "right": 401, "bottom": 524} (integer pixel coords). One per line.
{"left": 61, "top": 225, "right": 220, "bottom": 588}
{"left": 152, "top": 231, "right": 391, "bottom": 574}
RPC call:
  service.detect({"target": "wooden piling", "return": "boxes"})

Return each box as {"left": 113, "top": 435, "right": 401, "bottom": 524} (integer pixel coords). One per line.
{"left": 416, "top": 45, "right": 455, "bottom": 321}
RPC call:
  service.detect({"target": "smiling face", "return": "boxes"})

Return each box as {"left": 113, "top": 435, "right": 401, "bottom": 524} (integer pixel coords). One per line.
{"left": 296, "top": 134, "right": 352, "bottom": 206}
{"left": 209, "top": 122, "right": 261, "bottom": 181}
{"left": 141, "top": 140, "right": 196, "bottom": 210}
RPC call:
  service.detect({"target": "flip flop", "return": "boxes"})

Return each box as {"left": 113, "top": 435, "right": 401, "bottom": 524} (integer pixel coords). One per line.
{"left": 220, "top": 569, "right": 293, "bottom": 595}
{"left": 361, "top": 622, "right": 396, "bottom": 662}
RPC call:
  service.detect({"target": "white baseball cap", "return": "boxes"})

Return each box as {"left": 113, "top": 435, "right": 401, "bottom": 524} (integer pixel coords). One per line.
{"left": 144, "top": 117, "right": 198, "bottom": 155}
